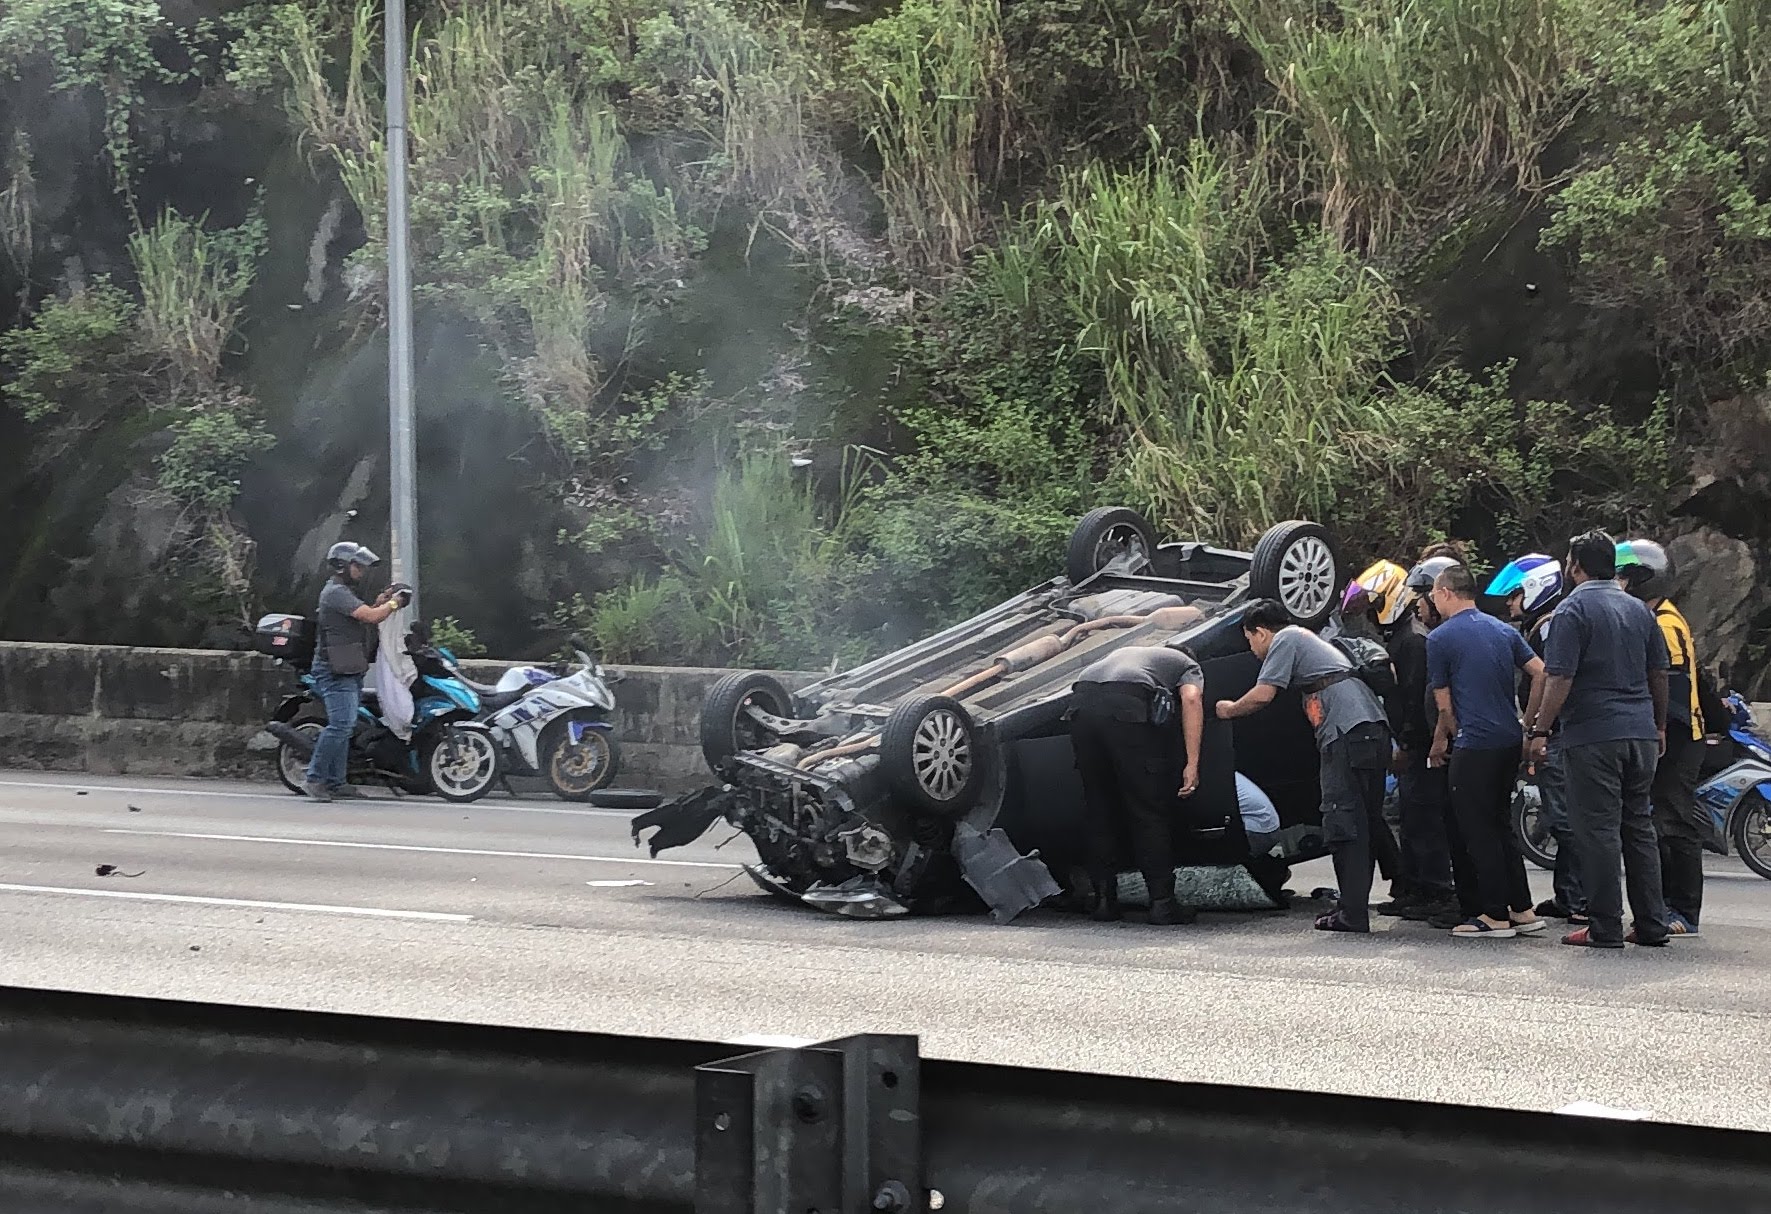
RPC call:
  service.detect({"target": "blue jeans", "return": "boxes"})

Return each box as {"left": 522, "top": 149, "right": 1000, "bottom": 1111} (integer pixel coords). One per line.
{"left": 305, "top": 658, "right": 363, "bottom": 789}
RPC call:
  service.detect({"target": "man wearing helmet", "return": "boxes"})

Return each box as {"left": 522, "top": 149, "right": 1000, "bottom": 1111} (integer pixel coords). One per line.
{"left": 303, "top": 541, "right": 406, "bottom": 803}
{"left": 1403, "top": 554, "right": 1479, "bottom": 928}
{"left": 1487, "top": 554, "right": 1586, "bottom": 926}
{"left": 1619, "top": 538, "right": 1705, "bottom": 936}
{"left": 1355, "top": 560, "right": 1456, "bottom": 922}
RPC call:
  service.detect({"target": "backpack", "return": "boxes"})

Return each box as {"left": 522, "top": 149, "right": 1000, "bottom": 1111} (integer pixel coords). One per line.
{"left": 1330, "top": 635, "right": 1398, "bottom": 699}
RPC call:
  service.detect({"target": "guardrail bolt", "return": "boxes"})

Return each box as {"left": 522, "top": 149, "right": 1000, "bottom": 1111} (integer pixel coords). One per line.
{"left": 872, "top": 1180, "right": 911, "bottom": 1212}
{"left": 791, "top": 1088, "right": 825, "bottom": 1124}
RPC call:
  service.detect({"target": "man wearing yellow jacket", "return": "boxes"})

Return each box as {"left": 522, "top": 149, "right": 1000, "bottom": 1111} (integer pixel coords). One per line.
{"left": 1619, "top": 539, "right": 1705, "bottom": 937}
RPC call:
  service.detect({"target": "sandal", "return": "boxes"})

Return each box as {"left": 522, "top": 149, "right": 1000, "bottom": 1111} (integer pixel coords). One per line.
{"left": 1562, "top": 927, "right": 1624, "bottom": 949}
{"left": 1314, "top": 912, "right": 1368, "bottom": 934}
{"left": 1452, "top": 917, "right": 1517, "bottom": 939}
{"left": 1510, "top": 913, "right": 1548, "bottom": 935}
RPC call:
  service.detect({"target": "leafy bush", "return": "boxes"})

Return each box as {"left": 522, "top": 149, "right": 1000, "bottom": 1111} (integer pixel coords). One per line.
{"left": 0, "top": 282, "right": 140, "bottom": 422}
{"left": 429, "top": 616, "right": 487, "bottom": 658}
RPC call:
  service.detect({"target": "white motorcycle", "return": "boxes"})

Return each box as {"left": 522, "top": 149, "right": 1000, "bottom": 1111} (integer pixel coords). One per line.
{"left": 446, "top": 635, "right": 624, "bottom": 801}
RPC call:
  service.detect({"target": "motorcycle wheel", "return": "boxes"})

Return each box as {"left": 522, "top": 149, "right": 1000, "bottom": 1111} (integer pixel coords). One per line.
{"left": 423, "top": 726, "right": 501, "bottom": 803}
{"left": 1730, "top": 792, "right": 1771, "bottom": 881}
{"left": 542, "top": 717, "right": 621, "bottom": 801}
{"left": 1512, "top": 780, "right": 1556, "bottom": 871}
{"left": 277, "top": 720, "right": 324, "bottom": 794}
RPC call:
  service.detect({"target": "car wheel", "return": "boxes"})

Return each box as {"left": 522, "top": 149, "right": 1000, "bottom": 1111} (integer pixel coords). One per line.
{"left": 1731, "top": 792, "right": 1771, "bottom": 881}
{"left": 1065, "top": 507, "right": 1157, "bottom": 584}
{"left": 1250, "top": 520, "right": 1342, "bottom": 629}
{"left": 1512, "top": 780, "right": 1556, "bottom": 871}
{"left": 701, "top": 672, "right": 796, "bottom": 771}
{"left": 276, "top": 720, "right": 323, "bottom": 793}
{"left": 880, "top": 695, "right": 983, "bottom": 817}
{"left": 423, "top": 726, "right": 501, "bottom": 803}
{"left": 542, "top": 717, "right": 620, "bottom": 800}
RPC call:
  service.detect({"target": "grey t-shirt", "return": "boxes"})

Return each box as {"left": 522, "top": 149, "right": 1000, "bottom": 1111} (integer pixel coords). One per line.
{"left": 1542, "top": 578, "right": 1669, "bottom": 746}
{"left": 1077, "top": 645, "right": 1205, "bottom": 694}
{"left": 316, "top": 579, "right": 369, "bottom": 658}
{"left": 1257, "top": 626, "right": 1386, "bottom": 746}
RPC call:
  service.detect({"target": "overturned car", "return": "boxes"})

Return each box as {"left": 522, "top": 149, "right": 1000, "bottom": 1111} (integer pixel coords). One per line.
{"left": 634, "top": 509, "right": 1348, "bottom": 922}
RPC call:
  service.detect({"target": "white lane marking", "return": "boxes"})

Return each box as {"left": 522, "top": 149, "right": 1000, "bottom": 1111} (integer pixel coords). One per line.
{"left": 102, "top": 829, "right": 739, "bottom": 869}
{"left": 0, "top": 778, "right": 641, "bottom": 819}
{"left": 586, "top": 880, "right": 654, "bottom": 888}
{"left": 0, "top": 883, "right": 471, "bottom": 922}
{"left": 1556, "top": 1100, "right": 1654, "bottom": 1120}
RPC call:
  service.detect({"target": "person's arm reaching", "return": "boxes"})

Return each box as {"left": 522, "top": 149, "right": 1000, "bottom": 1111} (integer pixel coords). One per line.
{"left": 1179, "top": 684, "right": 1204, "bottom": 797}
{"left": 1216, "top": 682, "right": 1277, "bottom": 721}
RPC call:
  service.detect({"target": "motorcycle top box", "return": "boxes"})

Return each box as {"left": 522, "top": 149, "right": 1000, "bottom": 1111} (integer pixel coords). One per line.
{"left": 254, "top": 614, "right": 315, "bottom": 669}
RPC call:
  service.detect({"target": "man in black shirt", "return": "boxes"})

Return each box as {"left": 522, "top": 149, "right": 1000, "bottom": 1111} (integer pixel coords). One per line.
{"left": 1071, "top": 645, "right": 1205, "bottom": 926}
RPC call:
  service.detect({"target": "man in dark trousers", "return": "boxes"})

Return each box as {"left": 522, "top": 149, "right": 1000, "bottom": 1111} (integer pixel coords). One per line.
{"left": 1217, "top": 600, "right": 1392, "bottom": 933}
{"left": 1619, "top": 538, "right": 1706, "bottom": 937}
{"left": 1426, "top": 565, "right": 1548, "bottom": 939}
{"left": 1070, "top": 644, "right": 1205, "bottom": 926}
{"left": 303, "top": 542, "right": 405, "bottom": 804}
{"left": 1528, "top": 531, "right": 1671, "bottom": 949}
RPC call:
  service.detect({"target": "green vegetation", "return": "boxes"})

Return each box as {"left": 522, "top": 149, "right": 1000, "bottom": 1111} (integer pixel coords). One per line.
{"left": 0, "top": 0, "right": 1766, "bottom": 667}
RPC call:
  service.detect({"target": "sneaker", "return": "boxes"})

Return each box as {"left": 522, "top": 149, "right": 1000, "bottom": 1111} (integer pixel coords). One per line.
{"left": 1372, "top": 899, "right": 1417, "bottom": 917}
{"left": 1402, "top": 898, "right": 1458, "bottom": 922}
{"left": 301, "top": 780, "right": 334, "bottom": 803}
{"left": 1426, "top": 910, "right": 1466, "bottom": 930}
{"left": 1667, "top": 912, "right": 1700, "bottom": 938}
{"left": 329, "top": 783, "right": 365, "bottom": 800}
{"left": 1534, "top": 899, "right": 1571, "bottom": 919}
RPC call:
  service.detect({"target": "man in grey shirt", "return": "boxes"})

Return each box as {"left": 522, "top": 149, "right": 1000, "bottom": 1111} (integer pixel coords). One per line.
{"left": 1217, "top": 600, "right": 1391, "bottom": 932}
{"left": 1070, "top": 644, "right": 1206, "bottom": 925}
{"left": 1528, "top": 530, "right": 1670, "bottom": 948}
{"left": 303, "top": 542, "right": 404, "bottom": 803}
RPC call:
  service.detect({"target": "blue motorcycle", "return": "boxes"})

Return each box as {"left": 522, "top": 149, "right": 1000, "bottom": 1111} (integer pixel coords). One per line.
{"left": 1694, "top": 692, "right": 1771, "bottom": 881}
{"left": 256, "top": 614, "right": 502, "bottom": 803}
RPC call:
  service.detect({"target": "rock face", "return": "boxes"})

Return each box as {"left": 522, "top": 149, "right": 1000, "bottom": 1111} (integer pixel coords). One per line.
{"left": 1667, "top": 528, "right": 1759, "bottom": 681}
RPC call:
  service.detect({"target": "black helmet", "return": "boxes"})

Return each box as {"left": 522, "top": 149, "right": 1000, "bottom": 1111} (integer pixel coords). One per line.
{"left": 1404, "top": 555, "right": 1459, "bottom": 595}
{"left": 326, "top": 541, "right": 381, "bottom": 572}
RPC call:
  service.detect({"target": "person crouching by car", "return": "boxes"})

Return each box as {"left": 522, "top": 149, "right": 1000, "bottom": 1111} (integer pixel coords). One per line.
{"left": 1216, "top": 600, "right": 1392, "bottom": 934}
{"left": 1070, "top": 644, "right": 1205, "bottom": 926}
{"left": 304, "top": 542, "right": 406, "bottom": 804}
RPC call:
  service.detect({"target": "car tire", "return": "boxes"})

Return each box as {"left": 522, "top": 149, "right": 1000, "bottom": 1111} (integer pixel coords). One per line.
{"left": 880, "top": 694, "right": 983, "bottom": 817}
{"left": 701, "top": 672, "right": 796, "bottom": 771}
{"left": 1731, "top": 792, "right": 1771, "bottom": 881}
{"left": 1065, "top": 507, "right": 1157, "bottom": 584}
{"left": 1250, "top": 520, "right": 1342, "bottom": 629}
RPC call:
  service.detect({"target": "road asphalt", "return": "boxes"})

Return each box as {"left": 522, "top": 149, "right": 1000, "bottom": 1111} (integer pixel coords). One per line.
{"left": 2, "top": 771, "right": 1769, "bottom": 1132}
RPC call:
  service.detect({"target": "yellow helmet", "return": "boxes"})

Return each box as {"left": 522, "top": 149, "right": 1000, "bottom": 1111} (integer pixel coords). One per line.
{"left": 1353, "top": 559, "right": 1417, "bottom": 628}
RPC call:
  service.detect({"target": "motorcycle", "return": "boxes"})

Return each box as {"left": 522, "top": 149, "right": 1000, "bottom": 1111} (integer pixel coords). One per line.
{"left": 437, "top": 633, "right": 625, "bottom": 801}
{"left": 1513, "top": 691, "right": 1771, "bottom": 881}
{"left": 255, "top": 613, "right": 502, "bottom": 803}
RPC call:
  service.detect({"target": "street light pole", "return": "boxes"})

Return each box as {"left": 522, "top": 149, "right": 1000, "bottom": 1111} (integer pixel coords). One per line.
{"left": 384, "top": 0, "right": 419, "bottom": 610}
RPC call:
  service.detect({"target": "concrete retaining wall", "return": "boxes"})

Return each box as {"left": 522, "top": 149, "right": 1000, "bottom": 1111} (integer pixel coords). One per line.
{"left": 0, "top": 642, "right": 814, "bottom": 791}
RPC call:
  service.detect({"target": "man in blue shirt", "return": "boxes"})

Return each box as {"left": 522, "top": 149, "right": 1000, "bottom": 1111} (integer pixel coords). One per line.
{"left": 1528, "top": 531, "right": 1671, "bottom": 948}
{"left": 1426, "top": 564, "right": 1548, "bottom": 938}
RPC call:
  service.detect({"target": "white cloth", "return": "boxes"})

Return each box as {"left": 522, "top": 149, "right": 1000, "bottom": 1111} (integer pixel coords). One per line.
{"left": 373, "top": 606, "right": 418, "bottom": 739}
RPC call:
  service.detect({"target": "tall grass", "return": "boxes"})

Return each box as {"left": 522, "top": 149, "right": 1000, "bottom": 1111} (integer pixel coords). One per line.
{"left": 1041, "top": 138, "right": 1404, "bottom": 539}
{"left": 852, "top": 0, "right": 1008, "bottom": 273}
{"left": 1231, "top": 0, "right": 1582, "bottom": 252}
{"left": 127, "top": 207, "right": 265, "bottom": 385}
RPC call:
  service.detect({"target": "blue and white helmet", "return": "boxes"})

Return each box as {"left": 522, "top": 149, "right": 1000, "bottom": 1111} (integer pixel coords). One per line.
{"left": 1486, "top": 553, "right": 1562, "bottom": 616}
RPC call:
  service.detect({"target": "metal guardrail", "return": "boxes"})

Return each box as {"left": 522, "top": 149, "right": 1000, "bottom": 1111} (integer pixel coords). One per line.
{"left": 0, "top": 985, "right": 1765, "bottom": 1213}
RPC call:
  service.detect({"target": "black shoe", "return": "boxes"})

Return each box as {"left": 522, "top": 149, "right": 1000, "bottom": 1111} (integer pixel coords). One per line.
{"left": 1372, "top": 899, "right": 1416, "bottom": 917}
{"left": 1090, "top": 896, "right": 1122, "bottom": 923}
{"left": 1426, "top": 911, "right": 1466, "bottom": 930}
{"left": 1148, "top": 898, "right": 1195, "bottom": 926}
{"left": 1534, "top": 899, "right": 1571, "bottom": 919}
{"left": 1402, "top": 897, "right": 1457, "bottom": 922}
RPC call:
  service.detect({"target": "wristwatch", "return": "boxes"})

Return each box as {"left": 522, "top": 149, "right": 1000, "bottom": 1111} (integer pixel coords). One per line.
{"left": 1528, "top": 728, "right": 1553, "bottom": 739}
